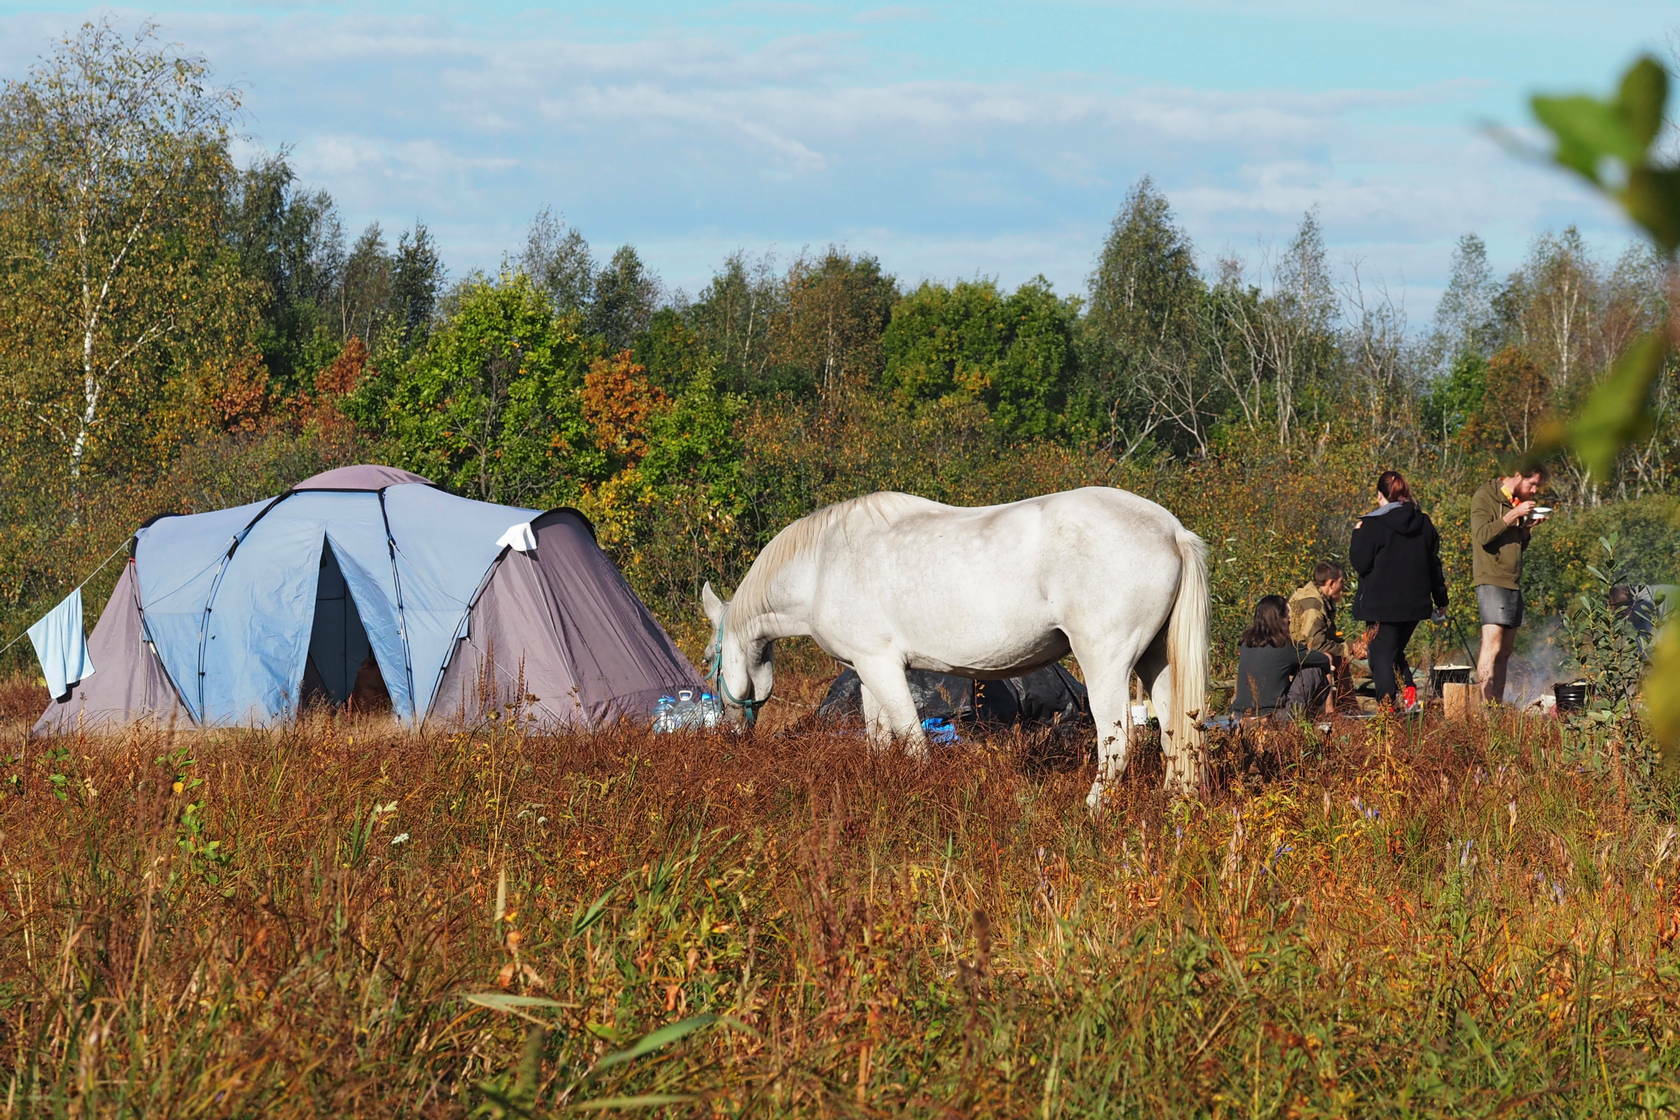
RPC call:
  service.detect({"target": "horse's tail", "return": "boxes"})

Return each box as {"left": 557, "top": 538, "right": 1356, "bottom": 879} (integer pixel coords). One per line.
{"left": 1166, "top": 526, "right": 1210, "bottom": 791}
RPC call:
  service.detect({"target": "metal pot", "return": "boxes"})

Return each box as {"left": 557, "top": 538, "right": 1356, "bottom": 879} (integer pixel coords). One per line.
{"left": 1554, "top": 681, "right": 1589, "bottom": 711}
{"left": 1430, "top": 664, "right": 1472, "bottom": 697}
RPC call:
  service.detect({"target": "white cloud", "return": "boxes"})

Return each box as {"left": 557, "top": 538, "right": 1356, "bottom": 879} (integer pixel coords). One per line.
{"left": 0, "top": 5, "right": 1648, "bottom": 332}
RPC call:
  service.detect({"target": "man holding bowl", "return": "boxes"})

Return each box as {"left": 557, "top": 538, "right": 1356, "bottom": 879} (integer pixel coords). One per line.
{"left": 1470, "top": 463, "right": 1550, "bottom": 703}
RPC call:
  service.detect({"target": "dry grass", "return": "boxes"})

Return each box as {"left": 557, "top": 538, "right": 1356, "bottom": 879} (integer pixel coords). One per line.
{"left": 3, "top": 673, "right": 1679, "bottom": 1117}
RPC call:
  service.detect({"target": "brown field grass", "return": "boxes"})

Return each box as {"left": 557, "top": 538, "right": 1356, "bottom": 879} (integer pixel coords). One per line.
{"left": 2, "top": 670, "right": 1679, "bottom": 1117}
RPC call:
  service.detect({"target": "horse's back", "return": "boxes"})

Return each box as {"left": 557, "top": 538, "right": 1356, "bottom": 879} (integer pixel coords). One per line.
{"left": 867, "top": 487, "right": 1188, "bottom": 566}
{"left": 823, "top": 486, "right": 1190, "bottom": 622}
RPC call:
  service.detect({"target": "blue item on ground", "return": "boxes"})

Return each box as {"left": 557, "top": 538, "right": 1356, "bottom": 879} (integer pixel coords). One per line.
{"left": 921, "top": 716, "right": 959, "bottom": 744}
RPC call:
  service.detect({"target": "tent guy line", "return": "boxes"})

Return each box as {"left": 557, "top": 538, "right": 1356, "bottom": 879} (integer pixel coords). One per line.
{"left": 0, "top": 536, "right": 133, "bottom": 660}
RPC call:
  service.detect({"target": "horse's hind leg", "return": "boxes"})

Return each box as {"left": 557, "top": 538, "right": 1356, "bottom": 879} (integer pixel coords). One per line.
{"left": 1071, "top": 638, "right": 1140, "bottom": 815}
{"left": 1136, "top": 631, "right": 1186, "bottom": 785}
{"left": 855, "top": 660, "right": 930, "bottom": 762}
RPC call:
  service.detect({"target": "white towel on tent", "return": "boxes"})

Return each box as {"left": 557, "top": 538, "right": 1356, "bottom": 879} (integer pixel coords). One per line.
{"left": 496, "top": 521, "right": 538, "bottom": 552}
{"left": 28, "top": 588, "right": 95, "bottom": 701}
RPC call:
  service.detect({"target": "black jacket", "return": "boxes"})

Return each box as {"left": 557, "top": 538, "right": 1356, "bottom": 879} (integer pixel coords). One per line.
{"left": 1350, "top": 501, "right": 1448, "bottom": 622}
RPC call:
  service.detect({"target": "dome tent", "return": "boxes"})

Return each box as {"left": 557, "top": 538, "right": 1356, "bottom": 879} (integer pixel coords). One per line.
{"left": 35, "top": 465, "right": 703, "bottom": 732}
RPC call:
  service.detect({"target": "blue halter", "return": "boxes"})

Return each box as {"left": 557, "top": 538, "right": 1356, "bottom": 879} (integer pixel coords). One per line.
{"left": 707, "top": 626, "right": 769, "bottom": 725}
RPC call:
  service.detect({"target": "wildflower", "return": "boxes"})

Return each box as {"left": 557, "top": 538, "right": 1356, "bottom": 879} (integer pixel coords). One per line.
{"left": 391, "top": 832, "right": 409, "bottom": 846}
{"left": 1263, "top": 843, "right": 1294, "bottom": 874}
{"left": 1458, "top": 838, "right": 1475, "bottom": 867}
{"left": 171, "top": 780, "right": 183, "bottom": 795}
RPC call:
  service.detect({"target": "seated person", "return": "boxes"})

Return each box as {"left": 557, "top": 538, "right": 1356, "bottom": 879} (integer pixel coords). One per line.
{"left": 1609, "top": 584, "right": 1669, "bottom": 655}
{"left": 1287, "top": 561, "right": 1369, "bottom": 712}
{"left": 1231, "top": 595, "right": 1332, "bottom": 719}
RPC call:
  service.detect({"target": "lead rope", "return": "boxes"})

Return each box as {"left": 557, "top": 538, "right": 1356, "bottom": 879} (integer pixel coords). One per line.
{"left": 706, "top": 628, "right": 769, "bottom": 725}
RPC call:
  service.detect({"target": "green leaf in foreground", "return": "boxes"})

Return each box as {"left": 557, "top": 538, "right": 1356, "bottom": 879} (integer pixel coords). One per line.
{"left": 462, "top": 992, "right": 579, "bottom": 1027}
{"left": 1621, "top": 166, "right": 1680, "bottom": 255}
{"left": 1562, "top": 330, "right": 1670, "bottom": 482}
{"left": 572, "top": 1094, "right": 699, "bottom": 1111}
{"left": 1649, "top": 617, "right": 1680, "bottom": 757}
{"left": 1531, "top": 94, "right": 1638, "bottom": 180}
{"left": 1615, "top": 55, "right": 1669, "bottom": 150}
{"left": 588, "top": 1013, "right": 718, "bottom": 1076}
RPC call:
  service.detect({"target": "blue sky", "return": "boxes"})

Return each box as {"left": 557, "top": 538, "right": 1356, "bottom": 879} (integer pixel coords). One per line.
{"left": 1, "top": 2, "right": 1674, "bottom": 326}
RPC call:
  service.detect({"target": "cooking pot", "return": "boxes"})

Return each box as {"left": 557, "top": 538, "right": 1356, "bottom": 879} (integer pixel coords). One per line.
{"left": 1430, "top": 663, "right": 1472, "bottom": 697}
{"left": 1554, "top": 681, "right": 1589, "bottom": 711}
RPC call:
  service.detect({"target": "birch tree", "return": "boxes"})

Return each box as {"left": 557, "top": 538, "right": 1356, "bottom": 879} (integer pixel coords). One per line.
{"left": 0, "top": 20, "right": 249, "bottom": 497}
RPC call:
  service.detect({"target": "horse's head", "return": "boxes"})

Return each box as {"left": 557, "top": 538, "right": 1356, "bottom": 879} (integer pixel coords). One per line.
{"left": 701, "top": 581, "right": 773, "bottom": 728}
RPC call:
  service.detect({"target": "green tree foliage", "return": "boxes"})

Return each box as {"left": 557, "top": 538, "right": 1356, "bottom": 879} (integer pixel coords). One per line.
{"left": 519, "top": 206, "right": 594, "bottom": 316}
{"left": 0, "top": 20, "right": 255, "bottom": 494}
{"left": 1082, "top": 177, "right": 1209, "bottom": 456}
{"left": 686, "top": 251, "right": 783, "bottom": 392}
{"left": 1271, "top": 208, "right": 1341, "bottom": 439}
{"left": 1420, "top": 352, "right": 1488, "bottom": 443}
{"left": 345, "top": 272, "right": 593, "bottom": 506}
{"left": 880, "top": 277, "right": 1079, "bottom": 438}
{"left": 1430, "top": 233, "right": 1500, "bottom": 368}
{"left": 770, "top": 248, "right": 897, "bottom": 398}
{"left": 337, "top": 223, "right": 393, "bottom": 347}
{"left": 588, "top": 244, "right": 660, "bottom": 353}
{"left": 226, "top": 152, "right": 344, "bottom": 396}
{"left": 389, "top": 222, "right": 444, "bottom": 352}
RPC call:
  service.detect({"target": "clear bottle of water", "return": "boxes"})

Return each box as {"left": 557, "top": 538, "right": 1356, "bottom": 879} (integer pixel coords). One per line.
{"left": 652, "top": 694, "right": 676, "bottom": 733}
{"left": 672, "top": 689, "right": 697, "bottom": 730}
{"left": 699, "top": 691, "right": 723, "bottom": 728}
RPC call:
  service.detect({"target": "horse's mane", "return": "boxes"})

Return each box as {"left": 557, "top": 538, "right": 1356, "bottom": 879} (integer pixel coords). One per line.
{"left": 730, "top": 491, "right": 926, "bottom": 622}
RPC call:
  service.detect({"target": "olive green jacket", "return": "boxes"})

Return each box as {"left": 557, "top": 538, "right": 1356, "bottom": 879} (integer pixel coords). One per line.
{"left": 1287, "top": 582, "right": 1345, "bottom": 658}
{"left": 1470, "top": 480, "right": 1529, "bottom": 590}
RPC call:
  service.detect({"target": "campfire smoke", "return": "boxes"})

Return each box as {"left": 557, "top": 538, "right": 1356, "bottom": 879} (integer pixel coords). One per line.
{"left": 1501, "top": 614, "right": 1566, "bottom": 709}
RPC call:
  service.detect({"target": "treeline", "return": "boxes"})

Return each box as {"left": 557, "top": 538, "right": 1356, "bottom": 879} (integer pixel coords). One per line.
{"left": 3, "top": 22, "right": 1679, "bottom": 665}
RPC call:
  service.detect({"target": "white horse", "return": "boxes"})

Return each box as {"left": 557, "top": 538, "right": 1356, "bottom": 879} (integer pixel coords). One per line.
{"left": 701, "top": 487, "right": 1209, "bottom": 808}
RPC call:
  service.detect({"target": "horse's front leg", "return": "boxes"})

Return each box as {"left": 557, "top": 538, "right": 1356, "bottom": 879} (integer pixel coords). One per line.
{"left": 855, "top": 661, "right": 928, "bottom": 761}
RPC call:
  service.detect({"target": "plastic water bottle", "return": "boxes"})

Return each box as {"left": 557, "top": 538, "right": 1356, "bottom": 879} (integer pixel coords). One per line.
{"left": 699, "top": 692, "right": 723, "bottom": 729}
{"left": 673, "top": 689, "right": 697, "bottom": 729}
{"left": 652, "top": 695, "right": 676, "bottom": 733}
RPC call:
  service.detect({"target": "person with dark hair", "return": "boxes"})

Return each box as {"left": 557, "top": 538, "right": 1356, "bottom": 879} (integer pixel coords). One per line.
{"left": 1230, "top": 594, "right": 1333, "bottom": 718}
{"left": 1470, "top": 463, "right": 1548, "bottom": 702}
{"left": 1351, "top": 470, "right": 1448, "bottom": 711}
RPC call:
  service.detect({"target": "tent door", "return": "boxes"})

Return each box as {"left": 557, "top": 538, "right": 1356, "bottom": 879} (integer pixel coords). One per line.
{"left": 303, "top": 542, "right": 375, "bottom": 706}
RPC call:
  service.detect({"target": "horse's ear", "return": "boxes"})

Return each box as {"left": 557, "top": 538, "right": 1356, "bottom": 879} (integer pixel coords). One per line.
{"left": 701, "top": 581, "right": 726, "bottom": 627}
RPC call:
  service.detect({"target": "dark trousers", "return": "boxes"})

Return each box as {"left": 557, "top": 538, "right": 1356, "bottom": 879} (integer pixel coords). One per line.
{"left": 1283, "top": 665, "right": 1330, "bottom": 715}
{"left": 1368, "top": 620, "right": 1418, "bottom": 704}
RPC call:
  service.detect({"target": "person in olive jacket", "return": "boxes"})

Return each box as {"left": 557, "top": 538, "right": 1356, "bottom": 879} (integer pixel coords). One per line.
{"left": 1350, "top": 470, "right": 1448, "bottom": 709}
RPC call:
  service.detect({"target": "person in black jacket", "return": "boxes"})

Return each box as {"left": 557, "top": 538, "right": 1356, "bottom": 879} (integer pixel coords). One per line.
{"left": 1351, "top": 470, "right": 1448, "bottom": 709}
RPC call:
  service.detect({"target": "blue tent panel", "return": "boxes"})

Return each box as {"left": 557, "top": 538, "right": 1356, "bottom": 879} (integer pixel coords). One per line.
{"left": 136, "top": 499, "right": 273, "bottom": 723}
{"left": 197, "top": 504, "right": 323, "bottom": 724}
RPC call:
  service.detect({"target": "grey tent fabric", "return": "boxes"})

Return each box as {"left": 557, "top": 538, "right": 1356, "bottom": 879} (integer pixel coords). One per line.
{"left": 432, "top": 509, "right": 704, "bottom": 727}
{"left": 33, "top": 562, "right": 193, "bottom": 734}
{"left": 292, "top": 464, "right": 432, "bottom": 490}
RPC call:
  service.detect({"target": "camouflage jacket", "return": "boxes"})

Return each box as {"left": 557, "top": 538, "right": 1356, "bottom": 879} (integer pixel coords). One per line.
{"left": 1287, "top": 582, "right": 1345, "bottom": 658}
